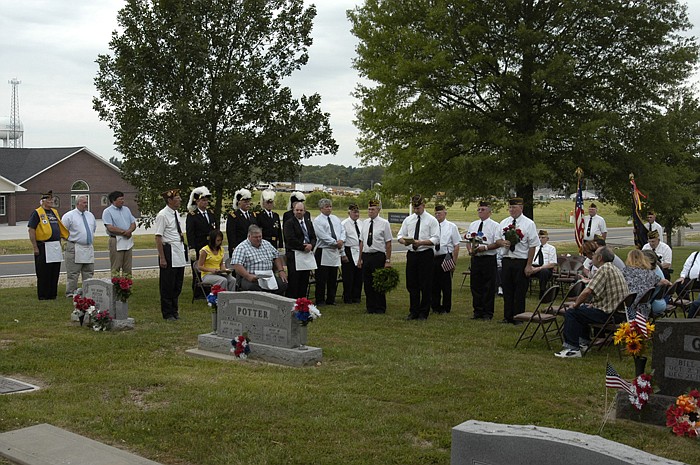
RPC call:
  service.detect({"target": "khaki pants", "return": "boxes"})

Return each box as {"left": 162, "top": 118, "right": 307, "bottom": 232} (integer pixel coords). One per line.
{"left": 65, "top": 241, "right": 95, "bottom": 294}
{"left": 108, "top": 236, "right": 133, "bottom": 275}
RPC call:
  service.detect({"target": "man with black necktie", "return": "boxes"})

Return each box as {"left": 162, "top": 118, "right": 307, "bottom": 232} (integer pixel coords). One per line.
{"left": 186, "top": 186, "right": 217, "bottom": 298}
{"left": 226, "top": 188, "right": 257, "bottom": 258}
{"left": 431, "top": 205, "right": 461, "bottom": 314}
{"left": 528, "top": 230, "right": 557, "bottom": 298}
{"left": 398, "top": 194, "right": 439, "bottom": 320}
{"left": 284, "top": 202, "right": 317, "bottom": 298}
{"left": 313, "top": 198, "right": 346, "bottom": 306}
{"left": 257, "top": 189, "right": 284, "bottom": 249}
{"left": 358, "top": 199, "right": 393, "bottom": 314}
{"left": 155, "top": 189, "right": 187, "bottom": 321}
{"left": 646, "top": 210, "right": 664, "bottom": 243}
{"left": 582, "top": 203, "right": 607, "bottom": 242}
{"left": 341, "top": 203, "right": 363, "bottom": 304}
{"left": 465, "top": 201, "right": 500, "bottom": 320}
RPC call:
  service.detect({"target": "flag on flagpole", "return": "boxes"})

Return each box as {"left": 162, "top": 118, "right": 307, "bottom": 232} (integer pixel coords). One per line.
{"left": 441, "top": 253, "right": 456, "bottom": 272}
{"left": 606, "top": 362, "right": 635, "bottom": 395}
{"left": 634, "top": 311, "right": 648, "bottom": 337}
{"left": 630, "top": 174, "right": 648, "bottom": 249}
{"left": 574, "top": 168, "right": 585, "bottom": 254}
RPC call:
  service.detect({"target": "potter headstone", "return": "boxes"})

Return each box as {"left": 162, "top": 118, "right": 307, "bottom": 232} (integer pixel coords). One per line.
{"left": 652, "top": 319, "right": 700, "bottom": 396}
{"left": 83, "top": 278, "right": 116, "bottom": 317}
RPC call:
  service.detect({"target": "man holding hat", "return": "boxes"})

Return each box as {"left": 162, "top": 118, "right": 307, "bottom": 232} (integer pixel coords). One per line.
{"left": 431, "top": 205, "right": 461, "bottom": 314}
{"left": 397, "top": 194, "right": 440, "bottom": 320}
{"left": 529, "top": 230, "right": 557, "bottom": 299}
{"left": 257, "top": 189, "right": 284, "bottom": 249}
{"left": 495, "top": 197, "right": 540, "bottom": 324}
{"left": 186, "top": 186, "right": 216, "bottom": 298}
{"left": 28, "top": 190, "right": 69, "bottom": 300}
{"left": 465, "top": 201, "right": 501, "bottom": 320}
{"left": 341, "top": 203, "right": 363, "bottom": 304}
{"left": 226, "top": 188, "right": 256, "bottom": 258}
{"left": 582, "top": 203, "right": 607, "bottom": 242}
{"left": 358, "top": 199, "right": 393, "bottom": 313}
{"left": 642, "top": 229, "right": 673, "bottom": 279}
{"left": 155, "top": 189, "right": 187, "bottom": 321}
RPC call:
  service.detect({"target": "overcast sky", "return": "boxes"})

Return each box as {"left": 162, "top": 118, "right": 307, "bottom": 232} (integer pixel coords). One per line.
{"left": 1, "top": 0, "right": 699, "bottom": 168}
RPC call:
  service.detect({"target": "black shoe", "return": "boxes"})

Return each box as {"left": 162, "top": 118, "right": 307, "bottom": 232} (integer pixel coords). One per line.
{"left": 471, "top": 315, "right": 483, "bottom": 320}
{"left": 165, "top": 316, "right": 177, "bottom": 321}
{"left": 174, "top": 314, "right": 180, "bottom": 320}
{"left": 511, "top": 321, "right": 523, "bottom": 326}
{"left": 405, "top": 314, "right": 418, "bottom": 320}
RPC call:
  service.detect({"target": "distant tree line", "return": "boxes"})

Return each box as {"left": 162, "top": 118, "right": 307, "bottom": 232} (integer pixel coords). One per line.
{"left": 297, "top": 164, "right": 384, "bottom": 190}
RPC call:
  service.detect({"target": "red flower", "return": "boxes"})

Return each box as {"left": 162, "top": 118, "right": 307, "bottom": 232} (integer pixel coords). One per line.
{"left": 211, "top": 284, "right": 224, "bottom": 295}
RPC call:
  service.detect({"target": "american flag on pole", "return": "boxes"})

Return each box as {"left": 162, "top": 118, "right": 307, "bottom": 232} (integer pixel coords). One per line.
{"left": 606, "top": 362, "right": 634, "bottom": 395}
{"left": 441, "top": 253, "right": 456, "bottom": 272}
{"left": 634, "top": 311, "right": 648, "bottom": 337}
{"left": 574, "top": 168, "right": 585, "bottom": 254}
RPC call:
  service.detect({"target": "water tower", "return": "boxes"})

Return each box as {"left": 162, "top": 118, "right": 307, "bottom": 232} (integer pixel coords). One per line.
{"left": 0, "top": 78, "right": 23, "bottom": 148}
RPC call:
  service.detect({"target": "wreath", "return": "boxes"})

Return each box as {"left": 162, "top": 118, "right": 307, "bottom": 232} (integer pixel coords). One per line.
{"left": 372, "top": 267, "right": 400, "bottom": 294}
{"left": 666, "top": 389, "right": 700, "bottom": 438}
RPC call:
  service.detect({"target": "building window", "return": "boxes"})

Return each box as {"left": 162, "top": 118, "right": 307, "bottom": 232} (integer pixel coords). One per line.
{"left": 0, "top": 195, "right": 5, "bottom": 216}
{"left": 71, "top": 180, "right": 89, "bottom": 191}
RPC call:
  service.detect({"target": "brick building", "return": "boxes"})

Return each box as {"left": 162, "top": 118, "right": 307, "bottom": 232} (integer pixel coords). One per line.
{"left": 0, "top": 147, "right": 140, "bottom": 225}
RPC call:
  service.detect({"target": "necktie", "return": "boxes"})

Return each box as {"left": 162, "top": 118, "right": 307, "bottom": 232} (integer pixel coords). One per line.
{"left": 536, "top": 245, "right": 544, "bottom": 266}
{"left": 174, "top": 211, "right": 183, "bottom": 241}
{"left": 587, "top": 217, "right": 592, "bottom": 236}
{"left": 269, "top": 211, "right": 273, "bottom": 219}
{"left": 202, "top": 211, "right": 208, "bottom": 224}
{"left": 436, "top": 223, "right": 441, "bottom": 251}
{"left": 354, "top": 220, "right": 360, "bottom": 238}
{"left": 509, "top": 218, "right": 516, "bottom": 251}
{"left": 81, "top": 212, "right": 92, "bottom": 245}
{"left": 244, "top": 211, "right": 249, "bottom": 221}
{"left": 367, "top": 220, "right": 374, "bottom": 247}
{"left": 327, "top": 216, "right": 337, "bottom": 240}
{"left": 648, "top": 223, "right": 653, "bottom": 231}
{"left": 478, "top": 221, "right": 483, "bottom": 233}
{"left": 413, "top": 216, "right": 421, "bottom": 240}
{"left": 300, "top": 220, "right": 310, "bottom": 243}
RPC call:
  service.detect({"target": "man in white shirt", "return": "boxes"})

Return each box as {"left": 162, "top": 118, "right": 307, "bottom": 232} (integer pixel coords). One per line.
{"left": 313, "top": 198, "right": 346, "bottom": 306}
{"left": 62, "top": 195, "right": 97, "bottom": 297}
{"left": 398, "top": 194, "right": 439, "bottom": 320}
{"left": 358, "top": 199, "right": 392, "bottom": 314}
{"left": 582, "top": 203, "right": 607, "bottom": 242}
{"left": 529, "top": 230, "right": 557, "bottom": 299}
{"left": 465, "top": 201, "right": 501, "bottom": 320}
{"left": 102, "top": 190, "right": 137, "bottom": 274}
{"left": 495, "top": 197, "right": 540, "bottom": 325}
{"left": 431, "top": 205, "right": 461, "bottom": 314}
{"left": 642, "top": 230, "right": 672, "bottom": 279}
{"left": 154, "top": 189, "right": 187, "bottom": 321}
{"left": 677, "top": 250, "right": 700, "bottom": 284}
{"left": 646, "top": 210, "right": 664, "bottom": 242}
{"left": 341, "top": 203, "right": 363, "bottom": 304}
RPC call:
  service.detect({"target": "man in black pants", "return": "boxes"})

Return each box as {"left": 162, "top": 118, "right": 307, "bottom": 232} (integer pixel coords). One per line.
{"left": 358, "top": 199, "right": 393, "bottom": 313}
{"left": 155, "top": 189, "right": 187, "bottom": 321}
{"left": 465, "top": 201, "right": 501, "bottom": 320}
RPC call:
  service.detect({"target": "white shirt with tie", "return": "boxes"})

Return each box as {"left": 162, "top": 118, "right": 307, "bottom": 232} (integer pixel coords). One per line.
{"left": 466, "top": 217, "right": 500, "bottom": 256}
{"left": 582, "top": 214, "right": 607, "bottom": 241}
{"left": 679, "top": 251, "right": 700, "bottom": 280}
{"left": 532, "top": 242, "right": 557, "bottom": 267}
{"left": 397, "top": 211, "right": 439, "bottom": 252}
{"left": 435, "top": 220, "right": 461, "bottom": 256}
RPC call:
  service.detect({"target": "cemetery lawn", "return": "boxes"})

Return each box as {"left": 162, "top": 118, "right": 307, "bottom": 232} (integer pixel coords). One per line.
{"left": 1, "top": 248, "right": 698, "bottom": 464}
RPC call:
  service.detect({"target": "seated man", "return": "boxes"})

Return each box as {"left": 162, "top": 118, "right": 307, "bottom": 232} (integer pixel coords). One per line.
{"left": 231, "top": 225, "right": 288, "bottom": 294}
{"left": 528, "top": 230, "right": 557, "bottom": 298}
{"left": 642, "top": 230, "right": 672, "bottom": 279}
{"left": 555, "top": 246, "right": 629, "bottom": 359}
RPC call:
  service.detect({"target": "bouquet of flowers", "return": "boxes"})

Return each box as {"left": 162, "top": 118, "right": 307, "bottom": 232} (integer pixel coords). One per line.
{"left": 466, "top": 231, "right": 486, "bottom": 254}
{"left": 613, "top": 320, "right": 655, "bottom": 357}
{"left": 372, "top": 267, "right": 400, "bottom": 294}
{"left": 503, "top": 224, "right": 524, "bottom": 251}
{"left": 293, "top": 297, "right": 322, "bottom": 326}
{"left": 112, "top": 274, "right": 133, "bottom": 302}
{"left": 629, "top": 374, "right": 653, "bottom": 411}
{"left": 72, "top": 295, "right": 96, "bottom": 326}
{"left": 231, "top": 333, "right": 251, "bottom": 359}
{"left": 666, "top": 389, "right": 700, "bottom": 438}
{"left": 91, "top": 309, "right": 113, "bottom": 332}
{"left": 207, "top": 284, "right": 225, "bottom": 313}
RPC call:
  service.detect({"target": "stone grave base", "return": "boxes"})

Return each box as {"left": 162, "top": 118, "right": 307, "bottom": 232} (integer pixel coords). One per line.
{"left": 70, "top": 315, "right": 135, "bottom": 331}
{"left": 613, "top": 392, "right": 677, "bottom": 427}
{"left": 192, "top": 333, "right": 322, "bottom": 367}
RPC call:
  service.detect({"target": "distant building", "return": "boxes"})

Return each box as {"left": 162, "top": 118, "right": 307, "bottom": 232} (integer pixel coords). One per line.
{"left": 0, "top": 147, "right": 140, "bottom": 225}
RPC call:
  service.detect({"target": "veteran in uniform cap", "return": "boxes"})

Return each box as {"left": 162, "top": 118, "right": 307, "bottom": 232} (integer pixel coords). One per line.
{"left": 495, "top": 197, "right": 540, "bottom": 324}
{"left": 397, "top": 194, "right": 440, "bottom": 320}
{"left": 28, "top": 190, "right": 69, "bottom": 300}
{"left": 186, "top": 186, "right": 216, "bottom": 298}
{"left": 529, "top": 230, "right": 557, "bottom": 299}
{"left": 431, "top": 205, "right": 461, "bottom": 314}
{"left": 358, "top": 199, "right": 393, "bottom": 313}
{"left": 155, "top": 189, "right": 187, "bottom": 320}
{"left": 642, "top": 229, "right": 673, "bottom": 279}
{"left": 582, "top": 203, "right": 607, "bottom": 242}
{"left": 341, "top": 203, "right": 363, "bottom": 304}
{"left": 257, "top": 190, "right": 283, "bottom": 249}
{"left": 465, "top": 200, "right": 501, "bottom": 320}
{"left": 226, "top": 188, "right": 256, "bottom": 258}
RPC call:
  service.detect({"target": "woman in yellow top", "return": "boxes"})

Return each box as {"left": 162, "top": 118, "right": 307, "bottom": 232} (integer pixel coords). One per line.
{"left": 197, "top": 230, "right": 236, "bottom": 291}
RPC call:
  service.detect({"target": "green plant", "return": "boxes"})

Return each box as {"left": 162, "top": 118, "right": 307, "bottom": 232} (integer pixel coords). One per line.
{"left": 372, "top": 267, "right": 400, "bottom": 294}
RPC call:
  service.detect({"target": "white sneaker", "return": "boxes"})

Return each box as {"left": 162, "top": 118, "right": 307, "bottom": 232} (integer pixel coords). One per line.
{"left": 554, "top": 349, "right": 582, "bottom": 358}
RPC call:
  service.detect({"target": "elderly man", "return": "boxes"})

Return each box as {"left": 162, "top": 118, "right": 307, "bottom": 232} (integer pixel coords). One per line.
{"left": 232, "top": 225, "right": 287, "bottom": 294}
{"left": 61, "top": 195, "right": 97, "bottom": 297}
{"left": 465, "top": 201, "right": 501, "bottom": 320}
{"left": 646, "top": 210, "right": 664, "bottom": 242}
{"left": 226, "top": 188, "right": 256, "bottom": 258}
{"left": 529, "top": 230, "right": 557, "bottom": 299}
{"left": 186, "top": 186, "right": 216, "bottom": 298}
{"left": 284, "top": 202, "right": 317, "bottom": 298}
{"left": 398, "top": 194, "right": 440, "bottom": 320}
{"left": 582, "top": 203, "right": 607, "bottom": 242}
{"left": 495, "top": 197, "right": 540, "bottom": 325}
{"left": 28, "top": 190, "right": 69, "bottom": 300}
{"left": 341, "top": 203, "right": 363, "bottom": 304}
{"left": 431, "top": 205, "right": 461, "bottom": 314}
{"left": 102, "top": 190, "right": 137, "bottom": 274}
{"left": 313, "top": 198, "right": 346, "bottom": 306}
{"left": 155, "top": 189, "right": 187, "bottom": 321}
{"left": 556, "top": 247, "right": 629, "bottom": 358}
{"left": 358, "top": 199, "right": 392, "bottom": 314}
{"left": 257, "top": 190, "right": 283, "bottom": 249}
{"left": 642, "top": 230, "right": 672, "bottom": 279}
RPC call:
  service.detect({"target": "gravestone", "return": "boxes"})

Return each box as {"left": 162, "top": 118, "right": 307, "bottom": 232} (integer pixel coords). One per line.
{"left": 82, "top": 278, "right": 135, "bottom": 331}
{"left": 451, "top": 420, "right": 684, "bottom": 465}
{"left": 652, "top": 319, "right": 700, "bottom": 396}
{"left": 189, "top": 291, "right": 322, "bottom": 367}
{"left": 0, "top": 377, "right": 39, "bottom": 395}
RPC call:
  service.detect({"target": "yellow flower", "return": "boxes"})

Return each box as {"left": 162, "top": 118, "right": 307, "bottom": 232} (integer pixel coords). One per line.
{"left": 626, "top": 339, "right": 642, "bottom": 356}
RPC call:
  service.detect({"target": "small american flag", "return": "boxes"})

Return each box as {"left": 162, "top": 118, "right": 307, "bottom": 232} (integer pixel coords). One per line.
{"left": 441, "top": 253, "right": 456, "bottom": 272}
{"left": 606, "top": 362, "right": 634, "bottom": 395}
{"left": 574, "top": 175, "right": 585, "bottom": 253}
{"left": 634, "top": 311, "right": 648, "bottom": 337}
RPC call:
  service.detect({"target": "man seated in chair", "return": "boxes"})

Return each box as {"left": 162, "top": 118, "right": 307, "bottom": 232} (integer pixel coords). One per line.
{"left": 555, "top": 246, "right": 629, "bottom": 359}
{"left": 231, "top": 225, "right": 288, "bottom": 294}
{"left": 527, "top": 230, "right": 557, "bottom": 299}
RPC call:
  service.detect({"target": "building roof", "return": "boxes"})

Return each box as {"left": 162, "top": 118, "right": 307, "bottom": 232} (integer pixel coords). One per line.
{"left": 0, "top": 147, "right": 119, "bottom": 185}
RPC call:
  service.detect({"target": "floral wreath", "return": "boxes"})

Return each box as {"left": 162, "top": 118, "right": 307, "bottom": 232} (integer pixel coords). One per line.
{"left": 629, "top": 374, "right": 653, "bottom": 411}
{"left": 666, "top": 389, "right": 700, "bottom": 438}
{"left": 467, "top": 231, "right": 486, "bottom": 248}
{"left": 231, "top": 334, "right": 251, "bottom": 359}
{"left": 207, "top": 284, "right": 225, "bottom": 313}
{"left": 372, "top": 267, "right": 400, "bottom": 294}
{"left": 293, "top": 297, "right": 321, "bottom": 326}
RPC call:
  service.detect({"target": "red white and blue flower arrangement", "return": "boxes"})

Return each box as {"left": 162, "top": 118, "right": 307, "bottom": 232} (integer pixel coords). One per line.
{"left": 72, "top": 294, "right": 96, "bottom": 326}
{"left": 231, "top": 333, "right": 251, "bottom": 359}
{"left": 629, "top": 374, "right": 653, "bottom": 411}
{"left": 666, "top": 389, "right": 700, "bottom": 438}
{"left": 293, "top": 297, "right": 321, "bottom": 326}
{"left": 207, "top": 284, "right": 224, "bottom": 313}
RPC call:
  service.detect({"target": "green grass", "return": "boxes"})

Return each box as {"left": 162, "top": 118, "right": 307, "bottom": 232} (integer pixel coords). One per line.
{"left": 1, "top": 246, "right": 699, "bottom": 464}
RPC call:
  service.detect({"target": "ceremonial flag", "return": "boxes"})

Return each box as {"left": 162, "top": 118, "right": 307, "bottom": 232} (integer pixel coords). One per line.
{"left": 574, "top": 168, "right": 585, "bottom": 253}
{"left": 630, "top": 174, "right": 648, "bottom": 249}
{"left": 634, "top": 311, "right": 648, "bottom": 337}
{"left": 441, "top": 253, "right": 456, "bottom": 272}
{"left": 606, "top": 362, "right": 634, "bottom": 395}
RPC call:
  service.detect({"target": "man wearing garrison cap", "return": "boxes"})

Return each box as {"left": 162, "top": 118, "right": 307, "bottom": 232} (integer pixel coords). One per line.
{"left": 341, "top": 203, "right": 363, "bottom": 304}
{"left": 529, "top": 230, "right": 558, "bottom": 299}
{"left": 582, "top": 202, "right": 607, "bottom": 242}
{"left": 642, "top": 229, "right": 673, "bottom": 279}
{"left": 465, "top": 200, "right": 500, "bottom": 320}
{"left": 431, "top": 205, "right": 461, "bottom": 314}
{"left": 226, "top": 188, "right": 256, "bottom": 258}
{"left": 155, "top": 189, "right": 187, "bottom": 320}
{"left": 358, "top": 199, "right": 393, "bottom": 314}
{"left": 495, "top": 197, "right": 540, "bottom": 325}
{"left": 28, "top": 190, "right": 69, "bottom": 300}
{"left": 646, "top": 210, "right": 664, "bottom": 243}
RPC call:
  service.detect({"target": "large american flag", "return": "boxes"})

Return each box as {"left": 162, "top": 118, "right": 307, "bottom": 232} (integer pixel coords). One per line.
{"left": 574, "top": 176, "right": 585, "bottom": 253}
{"left": 606, "top": 362, "right": 634, "bottom": 395}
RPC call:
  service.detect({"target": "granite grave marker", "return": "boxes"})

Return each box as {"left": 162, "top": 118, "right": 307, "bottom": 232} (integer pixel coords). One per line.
{"left": 83, "top": 278, "right": 134, "bottom": 330}
{"left": 652, "top": 319, "right": 700, "bottom": 396}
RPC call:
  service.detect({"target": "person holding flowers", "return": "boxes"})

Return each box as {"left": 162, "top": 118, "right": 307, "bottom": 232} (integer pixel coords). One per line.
{"left": 465, "top": 201, "right": 500, "bottom": 320}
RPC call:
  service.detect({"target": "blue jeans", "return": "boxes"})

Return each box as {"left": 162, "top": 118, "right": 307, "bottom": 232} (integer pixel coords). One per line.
{"left": 562, "top": 304, "right": 611, "bottom": 350}
{"left": 689, "top": 297, "right": 700, "bottom": 319}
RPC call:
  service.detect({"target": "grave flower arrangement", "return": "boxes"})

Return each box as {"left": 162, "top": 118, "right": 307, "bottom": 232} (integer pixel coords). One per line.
{"left": 666, "top": 389, "right": 700, "bottom": 438}
{"left": 613, "top": 320, "right": 655, "bottom": 357}
{"left": 466, "top": 231, "right": 486, "bottom": 254}
{"left": 372, "top": 267, "right": 400, "bottom": 294}
{"left": 207, "top": 284, "right": 224, "bottom": 313}
{"left": 502, "top": 224, "right": 524, "bottom": 251}
{"left": 629, "top": 374, "right": 653, "bottom": 411}
{"left": 231, "top": 333, "right": 251, "bottom": 359}
{"left": 91, "top": 309, "right": 113, "bottom": 332}
{"left": 112, "top": 274, "right": 133, "bottom": 302}
{"left": 292, "top": 297, "right": 321, "bottom": 326}
{"left": 72, "top": 295, "right": 96, "bottom": 326}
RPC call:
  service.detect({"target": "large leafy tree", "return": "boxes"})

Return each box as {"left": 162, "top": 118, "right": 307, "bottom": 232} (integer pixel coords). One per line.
{"left": 94, "top": 0, "right": 337, "bottom": 225}
{"left": 349, "top": 0, "right": 698, "bottom": 218}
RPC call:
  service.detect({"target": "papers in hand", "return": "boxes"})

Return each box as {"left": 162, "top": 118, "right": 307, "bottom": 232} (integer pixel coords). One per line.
{"left": 116, "top": 235, "right": 134, "bottom": 251}
{"left": 255, "top": 271, "right": 278, "bottom": 290}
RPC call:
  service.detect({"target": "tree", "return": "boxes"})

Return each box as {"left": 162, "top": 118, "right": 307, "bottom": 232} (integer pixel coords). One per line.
{"left": 348, "top": 0, "right": 698, "bottom": 218}
{"left": 94, "top": 0, "right": 337, "bottom": 225}
{"left": 109, "top": 156, "right": 123, "bottom": 169}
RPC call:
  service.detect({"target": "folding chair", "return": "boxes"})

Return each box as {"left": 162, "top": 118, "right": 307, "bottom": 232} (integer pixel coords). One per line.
{"left": 648, "top": 283, "right": 670, "bottom": 323}
{"left": 514, "top": 285, "right": 561, "bottom": 350}
{"left": 583, "top": 292, "right": 637, "bottom": 357}
{"left": 555, "top": 280, "right": 586, "bottom": 317}
{"left": 191, "top": 261, "right": 213, "bottom": 304}
{"left": 460, "top": 268, "right": 471, "bottom": 289}
{"left": 665, "top": 278, "right": 696, "bottom": 318}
